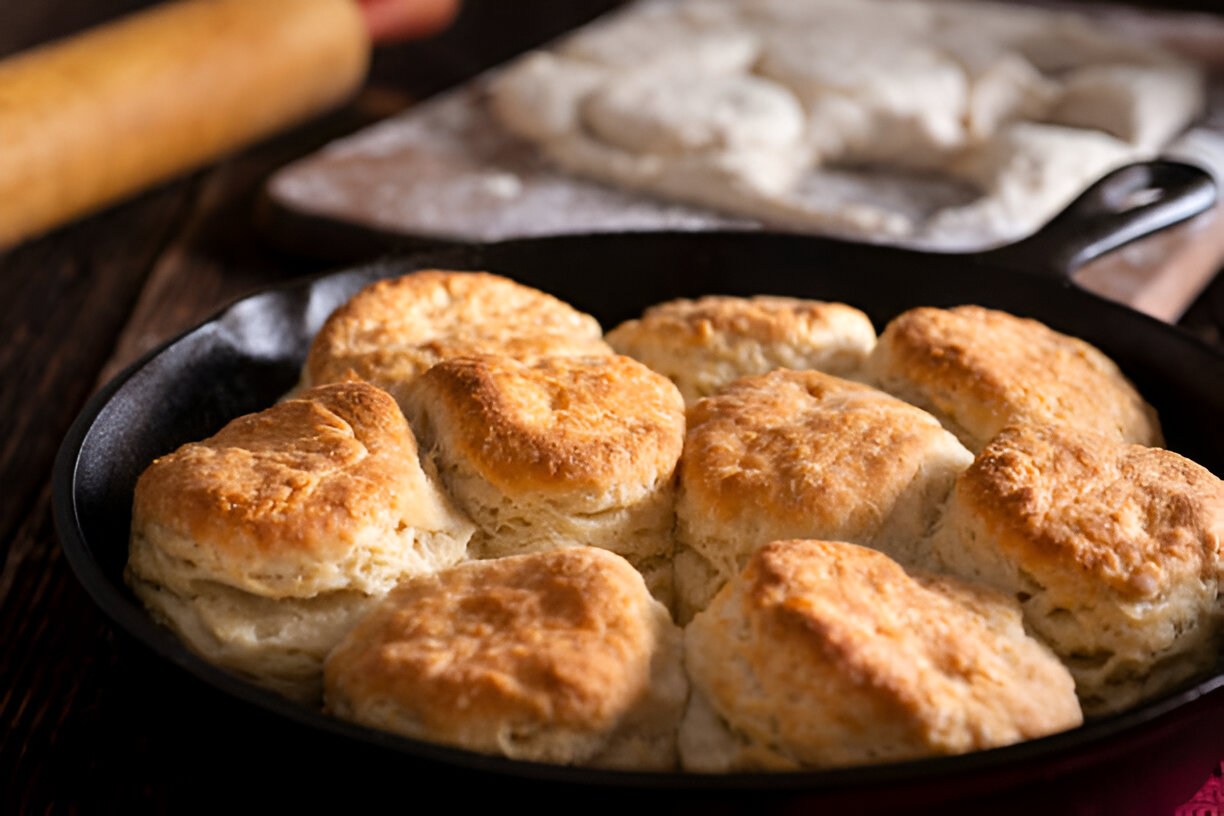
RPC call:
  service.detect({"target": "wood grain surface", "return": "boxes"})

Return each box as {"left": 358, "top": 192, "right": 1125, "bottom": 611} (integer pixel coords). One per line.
{"left": 1, "top": 1, "right": 1222, "bottom": 812}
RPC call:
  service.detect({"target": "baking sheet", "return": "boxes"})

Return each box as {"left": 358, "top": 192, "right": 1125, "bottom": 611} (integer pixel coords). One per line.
{"left": 265, "top": 1, "right": 1224, "bottom": 317}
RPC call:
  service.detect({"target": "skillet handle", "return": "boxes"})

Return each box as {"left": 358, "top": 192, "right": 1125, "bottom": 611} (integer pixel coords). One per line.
{"left": 981, "top": 160, "right": 1217, "bottom": 281}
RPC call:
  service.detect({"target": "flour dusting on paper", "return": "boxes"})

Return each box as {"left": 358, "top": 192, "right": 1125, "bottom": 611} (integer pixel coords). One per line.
{"left": 270, "top": 0, "right": 1220, "bottom": 251}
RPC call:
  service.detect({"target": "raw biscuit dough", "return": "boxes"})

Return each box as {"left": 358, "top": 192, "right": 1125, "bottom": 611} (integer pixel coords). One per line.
{"left": 490, "top": 0, "right": 1204, "bottom": 244}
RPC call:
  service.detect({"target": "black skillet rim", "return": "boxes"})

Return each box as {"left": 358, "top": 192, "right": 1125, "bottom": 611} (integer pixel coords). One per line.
{"left": 52, "top": 231, "right": 1224, "bottom": 794}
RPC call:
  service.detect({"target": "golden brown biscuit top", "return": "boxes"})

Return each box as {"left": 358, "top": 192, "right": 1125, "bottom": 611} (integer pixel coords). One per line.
{"left": 691, "top": 539, "right": 1079, "bottom": 756}
{"left": 745, "top": 541, "right": 1043, "bottom": 693}
{"left": 407, "top": 354, "right": 685, "bottom": 493}
{"left": 874, "top": 305, "right": 1160, "bottom": 446}
{"left": 306, "top": 270, "right": 611, "bottom": 390}
{"left": 132, "top": 382, "right": 442, "bottom": 586}
{"left": 607, "top": 295, "right": 873, "bottom": 349}
{"left": 681, "top": 369, "right": 954, "bottom": 534}
{"left": 957, "top": 423, "right": 1224, "bottom": 599}
{"left": 324, "top": 548, "right": 656, "bottom": 738}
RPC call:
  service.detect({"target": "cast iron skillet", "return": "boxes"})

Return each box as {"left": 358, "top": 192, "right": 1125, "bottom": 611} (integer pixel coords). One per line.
{"left": 54, "top": 161, "right": 1224, "bottom": 813}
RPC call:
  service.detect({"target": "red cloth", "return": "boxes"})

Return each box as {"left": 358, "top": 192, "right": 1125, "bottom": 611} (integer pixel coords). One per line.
{"left": 1179, "top": 763, "right": 1224, "bottom": 815}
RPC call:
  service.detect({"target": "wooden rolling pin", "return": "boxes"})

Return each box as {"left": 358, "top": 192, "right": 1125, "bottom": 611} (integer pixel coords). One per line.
{"left": 0, "top": 0, "right": 371, "bottom": 248}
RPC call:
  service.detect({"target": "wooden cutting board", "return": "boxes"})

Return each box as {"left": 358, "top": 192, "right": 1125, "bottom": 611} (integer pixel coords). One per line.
{"left": 262, "top": 2, "right": 1224, "bottom": 323}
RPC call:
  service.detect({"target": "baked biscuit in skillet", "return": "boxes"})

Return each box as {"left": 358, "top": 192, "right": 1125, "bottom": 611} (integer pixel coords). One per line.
{"left": 866, "top": 305, "right": 1162, "bottom": 452}
{"left": 401, "top": 353, "right": 686, "bottom": 605}
{"left": 675, "top": 368, "right": 972, "bottom": 621}
{"left": 681, "top": 539, "right": 1082, "bottom": 772}
{"left": 303, "top": 270, "right": 612, "bottom": 407}
{"left": 931, "top": 422, "right": 1224, "bottom": 715}
{"left": 126, "top": 381, "right": 474, "bottom": 702}
{"left": 325, "top": 547, "right": 687, "bottom": 769}
{"left": 605, "top": 294, "right": 877, "bottom": 405}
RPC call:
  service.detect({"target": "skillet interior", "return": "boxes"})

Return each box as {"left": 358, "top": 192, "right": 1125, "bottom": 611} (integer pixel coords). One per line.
{"left": 55, "top": 231, "right": 1224, "bottom": 809}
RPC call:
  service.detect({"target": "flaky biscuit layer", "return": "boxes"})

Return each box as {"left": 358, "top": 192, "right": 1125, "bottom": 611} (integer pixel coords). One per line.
{"left": 933, "top": 423, "right": 1224, "bottom": 714}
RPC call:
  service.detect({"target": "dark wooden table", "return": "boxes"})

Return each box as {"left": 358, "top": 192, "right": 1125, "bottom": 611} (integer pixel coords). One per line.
{"left": 3, "top": 1, "right": 1224, "bottom": 812}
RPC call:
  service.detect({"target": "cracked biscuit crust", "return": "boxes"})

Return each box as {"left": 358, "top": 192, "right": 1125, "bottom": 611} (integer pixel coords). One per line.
{"left": 325, "top": 547, "right": 686, "bottom": 768}
{"left": 130, "top": 381, "right": 472, "bottom": 599}
{"left": 126, "top": 381, "right": 474, "bottom": 701}
{"left": 935, "top": 422, "right": 1224, "bottom": 714}
{"left": 867, "top": 305, "right": 1161, "bottom": 451}
{"left": 405, "top": 353, "right": 685, "bottom": 499}
{"left": 678, "top": 369, "right": 970, "bottom": 572}
{"left": 305, "top": 270, "right": 611, "bottom": 404}
{"left": 606, "top": 295, "right": 876, "bottom": 404}
{"left": 681, "top": 539, "right": 1081, "bottom": 771}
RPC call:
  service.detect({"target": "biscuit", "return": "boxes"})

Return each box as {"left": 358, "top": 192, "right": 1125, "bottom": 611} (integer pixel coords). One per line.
{"left": 675, "top": 368, "right": 972, "bottom": 620}
{"left": 931, "top": 123, "right": 1136, "bottom": 242}
{"left": 126, "top": 382, "right": 475, "bottom": 702}
{"left": 931, "top": 423, "right": 1224, "bottom": 715}
{"left": 757, "top": 27, "right": 968, "bottom": 169}
{"left": 401, "top": 354, "right": 686, "bottom": 605}
{"left": 680, "top": 539, "right": 1082, "bottom": 771}
{"left": 866, "top": 305, "right": 1161, "bottom": 452}
{"left": 582, "top": 71, "right": 806, "bottom": 163}
{"left": 605, "top": 295, "right": 877, "bottom": 405}
{"left": 1046, "top": 62, "right": 1204, "bottom": 152}
{"left": 324, "top": 547, "right": 687, "bottom": 769}
{"left": 303, "top": 270, "right": 612, "bottom": 407}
